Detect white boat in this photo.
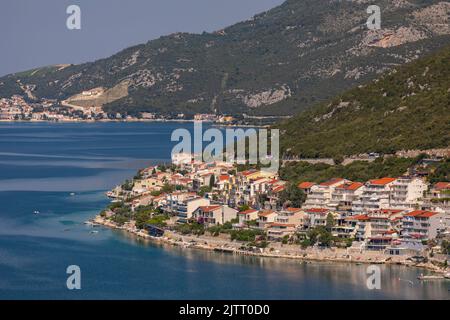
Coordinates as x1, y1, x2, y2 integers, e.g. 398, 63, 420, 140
33, 210, 40, 215
70, 192, 76, 196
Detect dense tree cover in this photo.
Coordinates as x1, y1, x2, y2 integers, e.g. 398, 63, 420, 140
175, 222, 205, 236
277, 45, 450, 157
230, 229, 264, 242
280, 157, 420, 183
277, 182, 306, 208
428, 158, 450, 183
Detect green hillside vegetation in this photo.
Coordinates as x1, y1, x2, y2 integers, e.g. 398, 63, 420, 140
280, 157, 421, 184
278, 45, 450, 158
1, 0, 449, 116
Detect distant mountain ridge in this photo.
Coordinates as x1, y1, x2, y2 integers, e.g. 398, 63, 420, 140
0, 0, 450, 117
277, 44, 450, 158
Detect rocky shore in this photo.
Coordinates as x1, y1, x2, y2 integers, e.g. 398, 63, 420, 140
92, 215, 448, 275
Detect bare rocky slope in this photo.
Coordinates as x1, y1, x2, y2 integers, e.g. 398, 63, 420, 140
1, 0, 449, 117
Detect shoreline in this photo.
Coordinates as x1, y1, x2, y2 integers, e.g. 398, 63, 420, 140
92, 215, 448, 275
0, 119, 270, 127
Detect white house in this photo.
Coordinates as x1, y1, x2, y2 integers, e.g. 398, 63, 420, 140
192, 205, 238, 226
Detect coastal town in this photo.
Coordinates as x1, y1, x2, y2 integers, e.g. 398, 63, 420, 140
93, 152, 450, 275
0, 94, 255, 124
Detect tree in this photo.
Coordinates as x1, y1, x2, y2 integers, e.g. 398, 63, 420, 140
209, 175, 215, 188
239, 204, 250, 212
326, 213, 335, 231
122, 179, 134, 191
278, 182, 306, 208
198, 186, 212, 196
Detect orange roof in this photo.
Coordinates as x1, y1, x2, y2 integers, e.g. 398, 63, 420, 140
434, 182, 450, 190
336, 182, 364, 190
369, 177, 396, 185
239, 209, 258, 215
241, 170, 257, 176
373, 209, 403, 216
304, 208, 329, 214
404, 210, 438, 218
198, 205, 221, 213
298, 182, 315, 189
258, 210, 276, 217
219, 175, 229, 181
320, 178, 344, 186
272, 185, 285, 193
347, 214, 370, 221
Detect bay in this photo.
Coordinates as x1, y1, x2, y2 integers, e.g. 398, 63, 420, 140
0, 122, 448, 299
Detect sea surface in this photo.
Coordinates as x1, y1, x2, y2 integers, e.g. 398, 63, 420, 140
0, 122, 448, 299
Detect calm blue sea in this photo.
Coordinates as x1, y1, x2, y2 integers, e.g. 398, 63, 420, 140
0, 122, 448, 300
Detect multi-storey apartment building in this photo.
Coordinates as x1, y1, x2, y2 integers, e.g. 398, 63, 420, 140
166, 194, 210, 223
402, 210, 445, 242
303, 178, 348, 209
389, 176, 427, 210
236, 209, 259, 227
329, 182, 364, 213
192, 205, 238, 226
352, 177, 397, 213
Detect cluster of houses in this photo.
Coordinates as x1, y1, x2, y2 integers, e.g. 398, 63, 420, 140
0, 95, 77, 121
109, 153, 450, 254
0, 95, 34, 120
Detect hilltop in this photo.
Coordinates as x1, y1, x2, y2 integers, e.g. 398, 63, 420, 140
277, 44, 450, 158
0, 0, 449, 117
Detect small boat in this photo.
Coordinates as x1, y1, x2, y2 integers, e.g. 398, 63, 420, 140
417, 274, 444, 281
90, 230, 99, 234
70, 192, 76, 196
33, 210, 40, 215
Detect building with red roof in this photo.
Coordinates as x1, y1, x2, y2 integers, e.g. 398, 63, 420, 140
402, 210, 445, 241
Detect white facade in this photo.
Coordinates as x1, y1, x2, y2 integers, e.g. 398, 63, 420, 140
352, 178, 396, 213
389, 177, 427, 210
303, 178, 348, 209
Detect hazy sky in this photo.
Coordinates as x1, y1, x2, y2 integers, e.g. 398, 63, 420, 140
0, 0, 284, 76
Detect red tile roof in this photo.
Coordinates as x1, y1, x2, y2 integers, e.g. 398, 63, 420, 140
258, 210, 276, 217
336, 182, 364, 190
286, 207, 302, 212
369, 177, 396, 185
272, 185, 285, 193
239, 209, 258, 215
304, 208, 330, 214
298, 182, 315, 189
404, 210, 438, 218
198, 205, 221, 213
241, 170, 257, 176
434, 182, 450, 190
347, 214, 370, 221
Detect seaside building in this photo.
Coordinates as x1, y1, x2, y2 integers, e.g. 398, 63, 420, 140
257, 210, 278, 229
297, 182, 316, 195
352, 177, 397, 213
164, 193, 210, 223
389, 176, 427, 210
329, 181, 365, 214
236, 209, 259, 227
401, 210, 446, 242
303, 178, 348, 209
192, 205, 238, 226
